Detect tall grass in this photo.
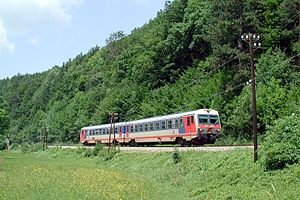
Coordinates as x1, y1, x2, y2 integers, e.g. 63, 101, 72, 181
1, 148, 299, 199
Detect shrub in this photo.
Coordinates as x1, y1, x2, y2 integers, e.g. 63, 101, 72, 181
259, 113, 300, 171
76, 144, 119, 160
172, 147, 182, 164
99, 146, 120, 161
92, 143, 104, 156
21, 142, 43, 153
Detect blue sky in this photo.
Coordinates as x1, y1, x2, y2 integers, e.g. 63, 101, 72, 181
0, 0, 166, 79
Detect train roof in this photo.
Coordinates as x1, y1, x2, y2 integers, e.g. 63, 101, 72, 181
82, 109, 219, 130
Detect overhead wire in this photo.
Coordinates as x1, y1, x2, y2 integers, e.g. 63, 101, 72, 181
193, 9, 300, 101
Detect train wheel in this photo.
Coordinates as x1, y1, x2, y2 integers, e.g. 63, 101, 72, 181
129, 139, 138, 146
180, 138, 187, 147
112, 140, 119, 145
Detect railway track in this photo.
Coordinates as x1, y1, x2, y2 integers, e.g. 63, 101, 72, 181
51, 145, 253, 152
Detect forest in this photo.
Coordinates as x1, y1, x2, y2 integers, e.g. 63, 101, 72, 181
0, 0, 299, 147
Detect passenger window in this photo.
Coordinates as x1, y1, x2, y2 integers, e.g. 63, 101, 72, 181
134, 125, 138, 132
155, 122, 160, 130
145, 123, 148, 131
150, 122, 154, 131
139, 124, 143, 132
179, 118, 183, 127
172, 119, 175, 129
174, 119, 179, 128
162, 121, 166, 129
191, 116, 194, 124
130, 125, 134, 133
168, 120, 172, 129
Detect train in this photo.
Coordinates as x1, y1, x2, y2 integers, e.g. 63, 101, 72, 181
80, 109, 221, 146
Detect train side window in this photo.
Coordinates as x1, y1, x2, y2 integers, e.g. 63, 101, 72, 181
162, 121, 166, 129
179, 118, 183, 127
175, 119, 179, 128
150, 122, 154, 131
172, 119, 176, 129
130, 125, 134, 133
134, 125, 138, 132
167, 119, 172, 129
155, 121, 160, 130
145, 123, 148, 131
139, 124, 143, 132
191, 116, 194, 124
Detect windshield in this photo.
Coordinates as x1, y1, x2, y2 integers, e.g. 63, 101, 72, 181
198, 115, 220, 125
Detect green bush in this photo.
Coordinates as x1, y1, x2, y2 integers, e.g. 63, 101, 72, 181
260, 113, 300, 171
76, 144, 119, 160
172, 147, 181, 164
99, 146, 120, 161
92, 143, 104, 156
21, 142, 43, 153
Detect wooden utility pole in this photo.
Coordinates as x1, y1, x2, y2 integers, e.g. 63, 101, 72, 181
241, 33, 261, 162
108, 112, 114, 152
43, 126, 48, 151
112, 112, 116, 147
5, 135, 10, 150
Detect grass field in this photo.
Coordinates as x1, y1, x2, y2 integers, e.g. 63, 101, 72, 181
0, 148, 300, 199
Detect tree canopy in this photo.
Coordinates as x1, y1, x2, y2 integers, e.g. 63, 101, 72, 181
0, 0, 299, 144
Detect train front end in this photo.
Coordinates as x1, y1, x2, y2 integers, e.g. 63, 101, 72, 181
193, 109, 221, 145
80, 128, 87, 144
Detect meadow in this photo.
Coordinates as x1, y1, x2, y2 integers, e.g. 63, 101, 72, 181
0, 147, 300, 200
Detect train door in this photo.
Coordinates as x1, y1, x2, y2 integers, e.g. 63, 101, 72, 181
184, 115, 196, 135
121, 125, 129, 143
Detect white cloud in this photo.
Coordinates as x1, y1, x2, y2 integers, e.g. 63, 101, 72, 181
0, 20, 14, 54
0, 0, 83, 53
0, 0, 73, 33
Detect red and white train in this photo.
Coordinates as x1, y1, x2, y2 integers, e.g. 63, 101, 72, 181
80, 109, 221, 146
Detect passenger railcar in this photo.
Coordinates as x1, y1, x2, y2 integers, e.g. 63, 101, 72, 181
80, 109, 221, 146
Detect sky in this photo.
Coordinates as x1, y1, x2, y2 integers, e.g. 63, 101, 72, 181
0, 0, 166, 79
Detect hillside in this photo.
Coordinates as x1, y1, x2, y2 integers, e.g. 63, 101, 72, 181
0, 0, 299, 145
